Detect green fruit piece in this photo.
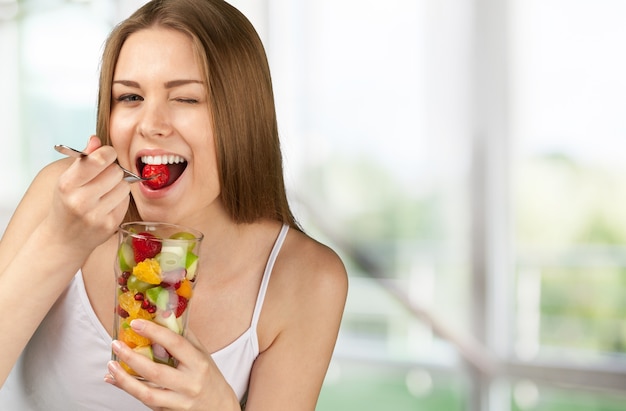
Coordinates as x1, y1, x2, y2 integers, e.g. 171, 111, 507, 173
156, 288, 170, 310
169, 231, 197, 251
146, 286, 164, 306
185, 252, 199, 281
118, 242, 136, 271
157, 249, 186, 272
154, 311, 182, 334
127, 275, 153, 293
133, 345, 154, 361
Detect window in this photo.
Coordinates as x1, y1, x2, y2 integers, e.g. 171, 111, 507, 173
3, 1, 626, 410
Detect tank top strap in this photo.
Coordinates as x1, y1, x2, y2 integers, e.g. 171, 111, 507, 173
250, 224, 289, 329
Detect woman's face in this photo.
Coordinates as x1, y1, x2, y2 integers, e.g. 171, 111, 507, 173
110, 27, 221, 224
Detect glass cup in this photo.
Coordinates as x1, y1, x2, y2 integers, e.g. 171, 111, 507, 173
113, 221, 204, 378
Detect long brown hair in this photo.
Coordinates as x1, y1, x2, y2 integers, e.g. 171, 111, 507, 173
96, 0, 299, 230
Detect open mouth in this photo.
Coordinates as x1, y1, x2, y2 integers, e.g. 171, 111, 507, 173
137, 154, 188, 190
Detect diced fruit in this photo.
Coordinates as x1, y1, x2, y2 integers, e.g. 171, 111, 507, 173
133, 259, 162, 284
126, 274, 153, 293
185, 252, 199, 281
146, 286, 165, 308
132, 232, 162, 263
160, 267, 186, 285
175, 279, 193, 299
119, 322, 151, 347
160, 244, 187, 257
175, 296, 188, 318
116, 306, 129, 318
169, 231, 197, 251
119, 361, 139, 377
154, 310, 182, 334
133, 345, 154, 361
158, 250, 186, 272
142, 164, 170, 190
152, 343, 174, 365
118, 291, 154, 320
157, 288, 171, 311
118, 242, 136, 271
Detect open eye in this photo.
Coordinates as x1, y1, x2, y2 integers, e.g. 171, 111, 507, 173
116, 94, 143, 103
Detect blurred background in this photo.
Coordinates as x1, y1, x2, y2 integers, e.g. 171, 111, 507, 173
1, 0, 626, 410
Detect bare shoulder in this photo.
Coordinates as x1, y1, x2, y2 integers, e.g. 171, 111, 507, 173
249, 226, 348, 406
259, 226, 348, 348
279, 227, 348, 302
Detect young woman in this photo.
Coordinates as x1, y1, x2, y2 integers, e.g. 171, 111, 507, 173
0, 0, 348, 409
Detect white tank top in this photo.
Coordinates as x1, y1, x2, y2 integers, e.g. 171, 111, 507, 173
0, 225, 289, 410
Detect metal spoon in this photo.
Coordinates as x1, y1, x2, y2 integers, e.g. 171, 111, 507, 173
54, 144, 154, 183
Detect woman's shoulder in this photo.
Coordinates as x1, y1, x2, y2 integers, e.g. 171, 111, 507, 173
271, 226, 348, 309
256, 223, 348, 354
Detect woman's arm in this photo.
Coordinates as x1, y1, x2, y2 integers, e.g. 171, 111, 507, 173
245, 238, 348, 410
0, 138, 130, 386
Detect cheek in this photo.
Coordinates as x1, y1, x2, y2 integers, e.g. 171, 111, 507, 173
108, 112, 134, 168
109, 111, 133, 147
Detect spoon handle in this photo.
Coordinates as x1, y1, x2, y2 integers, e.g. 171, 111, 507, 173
54, 144, 86, 158
54, 144, 145, 183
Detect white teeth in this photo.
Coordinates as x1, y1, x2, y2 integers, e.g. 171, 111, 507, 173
141, 155, 185, 165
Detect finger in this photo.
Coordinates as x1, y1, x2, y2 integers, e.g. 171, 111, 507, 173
59, 164, 127, 220
129, 319, 195, 361
105, 358, 181, 410
83, 135, 102, 155
110, 339, 179, 389
128, 320, 209, 389
62, 147, 119, 189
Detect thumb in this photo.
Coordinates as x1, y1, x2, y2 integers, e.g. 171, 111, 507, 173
83, 135, 103, 155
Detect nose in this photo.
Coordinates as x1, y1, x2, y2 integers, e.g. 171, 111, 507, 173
137, 100, 172, 138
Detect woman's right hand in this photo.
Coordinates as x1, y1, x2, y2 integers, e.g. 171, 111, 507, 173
0, 136, 131, 387
47, 135, 131, 254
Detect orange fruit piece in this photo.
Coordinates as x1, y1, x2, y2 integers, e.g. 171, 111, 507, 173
119, 360, 139, 376
119, 324, 151, 348
118, 291, 142, 317
133, 259, 162, 284
176, 279, 193, 299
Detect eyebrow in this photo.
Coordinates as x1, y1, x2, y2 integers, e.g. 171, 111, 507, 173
112, 79, 205, 88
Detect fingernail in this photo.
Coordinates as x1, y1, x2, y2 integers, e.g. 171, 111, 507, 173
111, 340, 123, 353
130, 319, 145, 331
107, 360, 121, 374
104, 372, 116, 384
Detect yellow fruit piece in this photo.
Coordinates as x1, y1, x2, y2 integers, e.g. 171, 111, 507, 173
119, 325, 152, 348
118, 292, 142, 316
119, 360, 140, 377
176, 279, 193, 299
118, 291, 154, 320
133, 259, 161, 284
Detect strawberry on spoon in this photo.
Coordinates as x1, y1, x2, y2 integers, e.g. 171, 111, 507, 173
142, 165, 170, 190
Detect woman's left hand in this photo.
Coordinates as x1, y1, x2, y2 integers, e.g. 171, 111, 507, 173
105, 319, 240, 411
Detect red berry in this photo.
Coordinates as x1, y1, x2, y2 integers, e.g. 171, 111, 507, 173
175, 296, 188, 318
116, 306, 129, 318
141, 299, 151, 309
132, 232, 162, 262
142, 164, 170, 190
134, 293, 144, 301
147, 305, 157, 314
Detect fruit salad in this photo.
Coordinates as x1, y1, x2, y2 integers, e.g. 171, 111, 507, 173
113, 223, 202, 377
